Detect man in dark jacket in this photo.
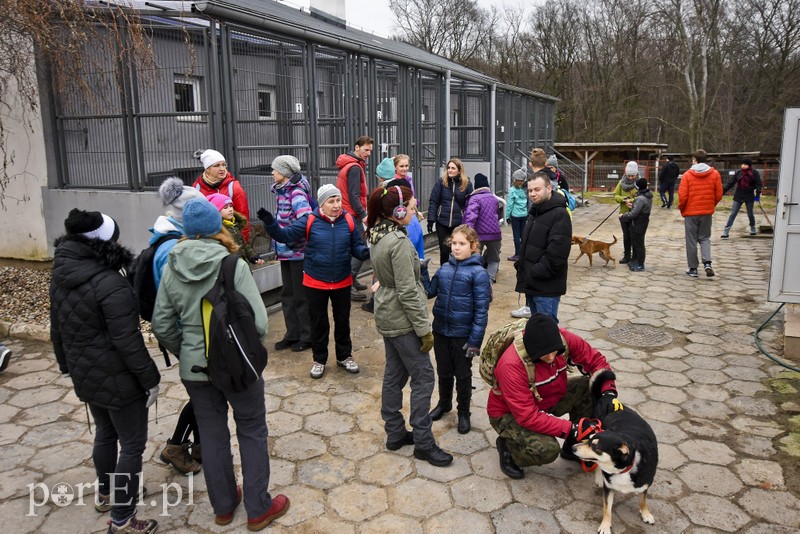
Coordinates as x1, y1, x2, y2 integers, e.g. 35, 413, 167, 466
514, 172, 572, 321
50, 209, 160, 533
658, 155, 680, 208
721, 158, 763, 237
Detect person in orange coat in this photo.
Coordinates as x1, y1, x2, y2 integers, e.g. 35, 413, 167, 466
678, 149, 723, 278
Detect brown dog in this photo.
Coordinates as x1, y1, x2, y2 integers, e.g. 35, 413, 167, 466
572, 235, 617, 267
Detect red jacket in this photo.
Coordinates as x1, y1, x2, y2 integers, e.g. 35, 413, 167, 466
336, 153, 367, 220
192, 171, 251, 241
678, 165, 723, 217
487, 328, 615, 438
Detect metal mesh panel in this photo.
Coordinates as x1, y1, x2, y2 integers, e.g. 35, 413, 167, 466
376, 61, 400, 155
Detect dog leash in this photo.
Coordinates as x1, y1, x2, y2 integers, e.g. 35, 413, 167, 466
587, 206, 620, 236
576, 417, 603, 473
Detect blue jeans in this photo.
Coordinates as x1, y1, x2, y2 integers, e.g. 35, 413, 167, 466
725, 200, 755, 228
525, 295, 561, 322
510, 216, 527, 257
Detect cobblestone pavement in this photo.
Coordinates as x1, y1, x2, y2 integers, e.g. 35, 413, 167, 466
1, 201, 799, 533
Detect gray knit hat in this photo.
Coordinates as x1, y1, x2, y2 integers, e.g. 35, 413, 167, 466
318, 183, 341, 205
512, 169, 528, 182
158, 177, 205, 222
271, 155, 301, 178
546, 155, 558, 168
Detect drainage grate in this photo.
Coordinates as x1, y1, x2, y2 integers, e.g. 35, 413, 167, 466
607, 324, 673, 347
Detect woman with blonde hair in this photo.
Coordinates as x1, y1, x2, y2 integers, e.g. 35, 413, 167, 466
427, 157, 473, 266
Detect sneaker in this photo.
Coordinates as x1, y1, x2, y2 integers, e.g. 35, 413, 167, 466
750, 226, 757, 235
361, 299, 374, 313
686, 268, 698, 277
215, 486, 242, 526
507, 255, 519, 262
510, 306, 531, 318
628, 262, 639, 271
337, 357, 359, 374
106, 513, 157, 534
0, 344, 10, 372
159, 441, 201, 475
291, 341, 311, 352
704, 264, 715, 277
413, 445, 454, 467
386, 430, 414, 451
97, 487, 148, 513
619, 257, 631, 264
350, 287, 368, 301
274, 338, 298, 351
632, 263, 645, 272
310, 362, 325, 379
247, 494, 290, 531
352, 279, 368, 291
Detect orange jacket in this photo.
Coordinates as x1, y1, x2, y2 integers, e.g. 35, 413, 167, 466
192, 171, 251, 241
678, 165, 722, 216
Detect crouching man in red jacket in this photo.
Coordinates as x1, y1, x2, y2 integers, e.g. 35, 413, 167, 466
488, 313, 617, 479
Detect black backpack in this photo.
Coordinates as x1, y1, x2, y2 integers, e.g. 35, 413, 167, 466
200, 254, 268, 392
130, 234, 179, 322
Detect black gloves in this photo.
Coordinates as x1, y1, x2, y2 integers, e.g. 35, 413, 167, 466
462, 343, 479, 359
593, 390, 624, 419
427, 221, 435, 233
570, 417, 602, 441
257, 208, 274, 225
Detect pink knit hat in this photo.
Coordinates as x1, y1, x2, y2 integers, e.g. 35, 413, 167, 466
207, 193, 232, 211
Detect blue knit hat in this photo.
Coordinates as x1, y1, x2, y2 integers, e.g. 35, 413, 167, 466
182, 198, 221, 238
376, 157, 395, 180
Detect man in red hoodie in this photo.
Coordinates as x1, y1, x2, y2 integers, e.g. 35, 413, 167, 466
678, 149, 723, 277
336, 135, 373, 301
488, 313, 616, 479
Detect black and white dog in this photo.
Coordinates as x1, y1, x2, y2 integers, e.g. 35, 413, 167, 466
573, 370, 658, 534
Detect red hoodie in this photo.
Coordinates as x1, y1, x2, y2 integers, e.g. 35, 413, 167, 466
192, 171, 251, 241
335, 153, 367, 219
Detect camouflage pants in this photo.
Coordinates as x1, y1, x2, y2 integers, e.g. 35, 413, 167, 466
490, 376, 592, 467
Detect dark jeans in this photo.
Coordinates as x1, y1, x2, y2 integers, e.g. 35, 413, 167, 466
435, 223, 455, 266
726, 200, 756, 228
658, 181, 675, 207
630, 215, 650, 264
183, 377, 273, 519
510, 216, 526, 257
89, 399, 148, 522
432, 334, 472, 412
306, 285, 352, 364
170, 401, 199, 444
280, 260, 310, 343
620, 218, 632, 259
350, 219, 366, 278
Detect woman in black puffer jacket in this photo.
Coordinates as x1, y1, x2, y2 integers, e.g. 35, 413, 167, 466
50, 208, 160, 532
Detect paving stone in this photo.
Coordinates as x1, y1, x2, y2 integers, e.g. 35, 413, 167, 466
0, 421, 26, 446
5, 495, 49, 533
684, 354, 727, 370
330, 391, 375, 414
678, 439, 736, 465
648, 357, 689, 372
28, 442, 90, 475
357, 453, 412, 487
646, 369, 691, 387
724, 365, 768, 381
683, 397, 733, 419
360, 513, 424, 534
267, 457, 295, 488
736, 434, 777, 458
727, 396, 778, 417
329, 482, 388, 521
647, 469, 686, 500
679, 417, 729, 438
304, 411, 355, 436
272, 431, 327, 461
724, 379, 769, 396
7, 385, 65, 408
647, 420, 688, 445
635, 400, 682, 423
438, 428, 489, 455
744, 525, 800, 534
263, 483, 325, 527
388, 478, 449, 518
415, 455, 472, 483
491, 502, 560, 533
731, 416, 785, 438
677, 463, 743, 496
610, 359, 652, 374
685, 368, 730, 385
687, 383, 731, 402
722, 354, 768, 369
554, 500, 606, 533
297, 454, 355, 489
282, 392, 329, 415
451, 474, 512, 513
19, 421, 86, 447
677, 494, 750, 531
514, 471, 579, 510
734, 459, 786, 490
267, 411, 303, 437
685, 343, 725, 357
657, 443, 688, 471
738, 489, 800, 527
2, 371, 56, 390
614, 370, 652, 388
330, 431, 382, 460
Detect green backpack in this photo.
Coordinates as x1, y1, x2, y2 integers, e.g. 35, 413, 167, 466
479, 319, 570, 402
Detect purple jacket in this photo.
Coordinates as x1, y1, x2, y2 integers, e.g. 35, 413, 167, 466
463, 188, 502, 242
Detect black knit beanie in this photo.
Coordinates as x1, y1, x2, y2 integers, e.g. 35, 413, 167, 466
635, 178, 648, 191
64, 208, 120, 242
522, 313, 565, 361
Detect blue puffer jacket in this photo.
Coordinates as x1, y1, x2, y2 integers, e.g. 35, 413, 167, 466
263, 210, 369, 285
427, 253, 491, 347
428, 177, 473, 228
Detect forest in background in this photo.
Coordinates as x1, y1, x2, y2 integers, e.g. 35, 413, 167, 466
390, 0, 800, 154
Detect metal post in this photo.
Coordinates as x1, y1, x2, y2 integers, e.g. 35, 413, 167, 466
444, 69, 451, 164
489, 83, 497, 190
306, 42, 320, 189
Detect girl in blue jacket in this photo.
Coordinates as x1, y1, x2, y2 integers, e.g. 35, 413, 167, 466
425, 224, 492, 434
258, 184, 370, 380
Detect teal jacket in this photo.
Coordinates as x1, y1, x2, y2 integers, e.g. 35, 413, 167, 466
152, 238, 268, 382
506, 185, 529, 218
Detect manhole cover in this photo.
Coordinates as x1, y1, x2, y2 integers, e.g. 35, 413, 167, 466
607, 324, 673, 347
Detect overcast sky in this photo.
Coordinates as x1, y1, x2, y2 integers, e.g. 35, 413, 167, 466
280, 0, 530, 38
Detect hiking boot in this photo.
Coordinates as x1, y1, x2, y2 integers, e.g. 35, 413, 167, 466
457, 411, 471, 434
721, 226, 730, 238
291, 341, 311, 352
413, 445, 453, 467
274, 338, 298, 351
386, 430, 414, 451
337, 357, 359, 374
106, 513, 157, 533
704, 263, 715, 277
350, 287, 367, 301
496, 437, 524, 479
247, 494, 290, 531
361, 298, 374, 313
686, 268, 698, 277
215, 486, 242, 526
190, 443, 202, 463
619, 256, 631, 264
429, 401, 452, 421
352, 279, 368, 291
310, 362, 325, 379
97, 487, 148, 513
750, 226, 757, 235
0, 344, 10, 372
510, 306, 531, 318
160, 441, 201, 475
